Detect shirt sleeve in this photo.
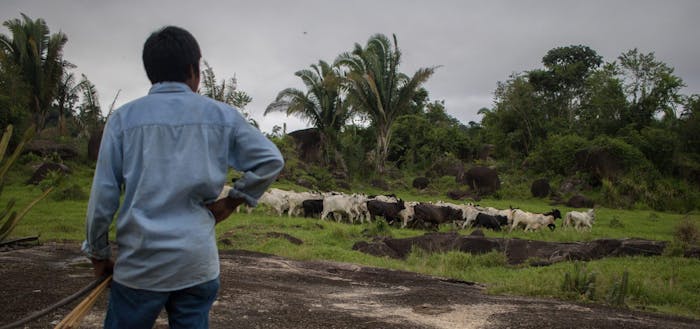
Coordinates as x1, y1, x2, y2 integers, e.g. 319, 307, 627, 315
81, 116, 124, 260
226, 112, 285, 206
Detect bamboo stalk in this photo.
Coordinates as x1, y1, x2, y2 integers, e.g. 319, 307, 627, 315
54, 275, 112, 329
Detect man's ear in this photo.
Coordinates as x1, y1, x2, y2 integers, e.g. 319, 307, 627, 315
186, 64, 200, 92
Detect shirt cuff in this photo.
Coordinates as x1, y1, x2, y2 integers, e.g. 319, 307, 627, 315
227, 188, 258, 207
81, 240, 111, 260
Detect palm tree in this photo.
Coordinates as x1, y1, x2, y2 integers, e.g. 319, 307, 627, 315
265, 60, 348, 167
54, 65, 80, 136
76, 74, 103, 138
199, 61, 257, 127
335, 34, 436, 173
0, 13, 68, 131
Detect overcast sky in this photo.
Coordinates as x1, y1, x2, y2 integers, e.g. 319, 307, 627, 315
2, 0, 699, 133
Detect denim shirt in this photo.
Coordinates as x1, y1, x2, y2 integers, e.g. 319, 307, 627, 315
81, 82, 284, 291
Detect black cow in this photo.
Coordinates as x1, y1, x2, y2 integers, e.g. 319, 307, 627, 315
413, 203, 463, 228
542, 209, 562, 231
473, 213, 508, 231
302, 199, 324, 218
366, 199, 405, 224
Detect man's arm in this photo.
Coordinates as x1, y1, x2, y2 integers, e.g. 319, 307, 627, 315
81, 117, 123, 276
224, 111, 284, 208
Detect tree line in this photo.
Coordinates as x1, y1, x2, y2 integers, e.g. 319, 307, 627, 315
0, 14, 253, 143
2, 14, 699, 211
265, 36, 699, 211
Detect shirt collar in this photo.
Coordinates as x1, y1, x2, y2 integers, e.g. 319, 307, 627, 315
148, 82, 194, 95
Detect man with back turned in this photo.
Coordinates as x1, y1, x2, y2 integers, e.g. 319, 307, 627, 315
82, 25, 284, 329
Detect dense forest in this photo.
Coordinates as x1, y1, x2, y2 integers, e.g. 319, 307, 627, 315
2, 14, 699, 212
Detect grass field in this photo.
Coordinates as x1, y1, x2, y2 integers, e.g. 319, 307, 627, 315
4, 171, 700, 319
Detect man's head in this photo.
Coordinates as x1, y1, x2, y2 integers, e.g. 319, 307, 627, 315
142, 26, 201, 90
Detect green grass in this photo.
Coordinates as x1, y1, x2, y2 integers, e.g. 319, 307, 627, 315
4, 166, 700, 319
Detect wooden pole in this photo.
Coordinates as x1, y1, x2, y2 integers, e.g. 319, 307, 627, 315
54, 275, 112, 329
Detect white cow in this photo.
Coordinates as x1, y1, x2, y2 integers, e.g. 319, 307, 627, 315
509, 209, 558, 232
564, 209, 595, 231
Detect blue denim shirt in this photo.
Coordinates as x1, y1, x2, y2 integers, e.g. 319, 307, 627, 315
81, 82, 284, 291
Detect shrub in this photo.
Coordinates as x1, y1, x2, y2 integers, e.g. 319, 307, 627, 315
608, 216, 624, 228
52, 183, 88, 201
663, 218, 699, 257
561, 262, 597, 300
674, 217, 699, 246
0, 125, 53, 242
606, 270, 630, 307
362, 219, 392, 238
526, 134, 589, 175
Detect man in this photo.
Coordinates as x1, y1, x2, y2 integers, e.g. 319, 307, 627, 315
82, 26, 284, 329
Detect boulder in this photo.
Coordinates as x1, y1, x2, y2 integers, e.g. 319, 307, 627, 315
531, 179, 551, 198
566, 194, 595, 208
27, 162, 71, 185
412, 177, 430, 190
459, 166, 500, 196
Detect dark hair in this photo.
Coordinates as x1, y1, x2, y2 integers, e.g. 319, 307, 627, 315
142, 26, 201, 84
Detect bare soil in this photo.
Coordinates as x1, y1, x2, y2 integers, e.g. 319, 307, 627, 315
1, 242, 698, 329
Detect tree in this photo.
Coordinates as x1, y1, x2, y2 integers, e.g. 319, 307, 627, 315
679, 95, 700, 154
528, 45, 602, 129
199, 61, 256, 127
53, 65, 81, 136
389, 100, 472, 170
265, 60, 348, 167
335, 34, 436, 173
618, 48, 685, 128
0, 13, 68, 131
0, 45, 29, 131
578, 63, 628, 137
481, 74, 545, 158
75, 74, 104, 138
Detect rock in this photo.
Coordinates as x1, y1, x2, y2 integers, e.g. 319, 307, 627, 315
459, 166, 500, 196
370, 179, 390, 191
412, 177, 429, 190
24, 140, 79, 160
531, 179, 551, 198
566, 194, 595, 208
26, 162, 71, 185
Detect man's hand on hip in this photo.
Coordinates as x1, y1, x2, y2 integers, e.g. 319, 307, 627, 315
207, 197, 246, 224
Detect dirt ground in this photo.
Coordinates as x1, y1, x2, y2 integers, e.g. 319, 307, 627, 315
1, 242, 698, 329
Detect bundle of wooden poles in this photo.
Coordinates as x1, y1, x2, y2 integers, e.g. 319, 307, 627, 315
53, 275, 112, 329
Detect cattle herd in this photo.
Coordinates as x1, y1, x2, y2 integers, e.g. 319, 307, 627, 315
220, 187, 596, 231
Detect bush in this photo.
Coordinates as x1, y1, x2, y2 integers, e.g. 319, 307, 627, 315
608, 216, 624, 228
663, 218, 699, 257
52, 183, 88, 201
606, 270, 630, 307
526, 134, 589, 175
674, 217, 699, 246
362, 219, 392, 238
561, 262, 597, 300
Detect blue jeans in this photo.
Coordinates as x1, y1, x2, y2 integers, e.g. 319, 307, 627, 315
104, 277, 220, 329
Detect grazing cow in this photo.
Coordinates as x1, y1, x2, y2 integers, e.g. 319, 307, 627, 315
433, 201, 480, 228
472, 213, 508, 231
302, 199, 324, 218
413, 203, 463, 228
257, 191, 289, 216
509, 208, 561, 232
476, 206, 514, 224
564, 209, 595, 230
366, 199, 405, 224
368, 194, 399, 203
285, 191, 321, 217
399, 201, 419, 228
321, 194, 366, 223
